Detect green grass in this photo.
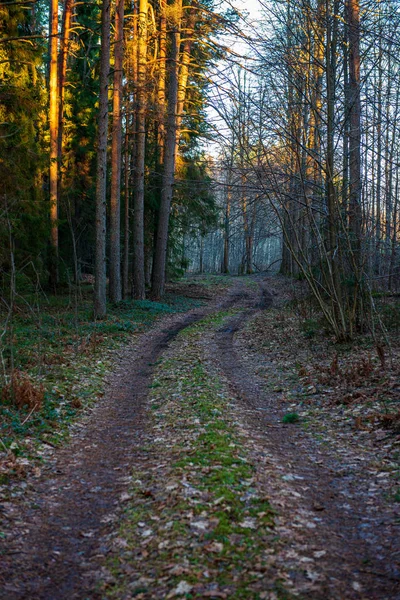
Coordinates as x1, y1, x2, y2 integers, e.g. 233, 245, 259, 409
282, 412, 300, 424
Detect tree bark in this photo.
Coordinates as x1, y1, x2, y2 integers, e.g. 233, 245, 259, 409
49, 0, 59, 289
223, 182, 231, 274
94, 0, 111, 318
174, 1, 196, 161
157, 0, 167, 164
348, 0, 362, 259
123, 128, 130, 299
133, 0, 147, 300
57, 0, 73, 167
109, 0, 124, 303
151, 0, 182, 299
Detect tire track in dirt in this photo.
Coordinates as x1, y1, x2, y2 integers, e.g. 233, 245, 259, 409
0, 285, 247, 600
215, 280, 400, 599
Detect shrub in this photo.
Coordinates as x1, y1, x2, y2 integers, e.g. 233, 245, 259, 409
1, 371, 44, 411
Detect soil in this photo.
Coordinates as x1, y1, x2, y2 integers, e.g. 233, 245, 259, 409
0, 276, 399, 599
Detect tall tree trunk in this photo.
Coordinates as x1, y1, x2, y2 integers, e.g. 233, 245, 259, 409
49, 0, 59, 289
151, 0, 167, 281
127, 2, 138, 294
384, 45, 393, 284
133, 0, 147, 300
199, 234, 204, 274
223, 182, 231, 274
385, 66, 398, 289
109, 0, 124, 303
375, 10, 383, 274
326, 0, 345, 334
347, 0, 362, 263
157, 0, 167, 164
94, 0, 111, 318
151, 0, 182, 299
342, 11, 349, 223
389, 159, 399, 291
174, 1, 196, 161
123, 128, 130, 299
57, 0, 73, 167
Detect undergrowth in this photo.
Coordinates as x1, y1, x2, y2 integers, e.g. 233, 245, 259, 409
0, 284, 202, 478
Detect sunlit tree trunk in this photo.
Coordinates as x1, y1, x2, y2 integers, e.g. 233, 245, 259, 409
151, 0, 182, 299
133, 0, 147, 300
123, 128, 130, 299
57, 0, 73, 168
94, 0, 111, 318
127, 2, 138, 295
174, 1, 196, 161
157, 0, 167, 164
109, 0, 124, 303
151, 0, 167, 281
49, 0, 59, 289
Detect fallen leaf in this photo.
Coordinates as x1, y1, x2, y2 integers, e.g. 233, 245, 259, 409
239, 518, 257, 529
167, 580, 193, 597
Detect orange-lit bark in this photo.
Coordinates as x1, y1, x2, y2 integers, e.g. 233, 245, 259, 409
109, 0, 124, 303
174, 1, 196, 161
49, 0, 59, 288
157, 0, 167, 163
133, 0, 147, 299
58, 0, 73, 166
123, 128, 130, 299
151, 0, 182, 299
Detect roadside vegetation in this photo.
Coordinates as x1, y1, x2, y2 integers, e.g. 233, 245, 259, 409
237, 278, 400, 506
0, 281, 204, 482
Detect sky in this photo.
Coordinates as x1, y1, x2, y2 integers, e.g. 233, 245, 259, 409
203, 0, 265, 157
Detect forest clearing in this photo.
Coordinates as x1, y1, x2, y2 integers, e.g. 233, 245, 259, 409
1, 0, 400, 597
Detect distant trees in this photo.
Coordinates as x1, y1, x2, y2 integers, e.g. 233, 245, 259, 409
203, 0, 400, 339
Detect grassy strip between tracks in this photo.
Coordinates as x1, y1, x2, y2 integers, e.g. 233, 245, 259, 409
104, 312, 292, 600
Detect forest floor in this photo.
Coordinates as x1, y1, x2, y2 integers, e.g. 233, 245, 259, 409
0, 275, 399, 600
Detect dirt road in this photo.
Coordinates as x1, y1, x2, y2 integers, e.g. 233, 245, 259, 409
1, 277, 398, 599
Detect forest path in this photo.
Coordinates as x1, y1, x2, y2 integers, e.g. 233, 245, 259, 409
213, 279, 399, 599
0, 280, 259, 599
0, 277, 398, 599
